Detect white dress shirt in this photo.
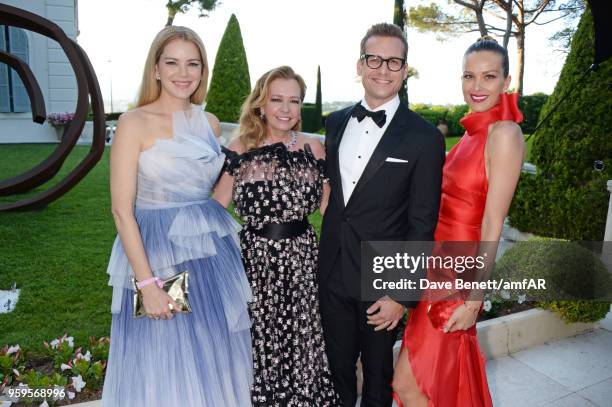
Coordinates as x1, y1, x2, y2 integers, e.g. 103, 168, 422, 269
338, 95, 400, 205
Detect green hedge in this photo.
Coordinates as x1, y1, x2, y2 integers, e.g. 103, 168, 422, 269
411, 94, 547, 138
302, 103, 323, 133
205, 14, 251, 123
518, 92, 549, 134
494, 238, 611, 323
410, 103, 469, 137
85, 112, 120, 122
508, 8, 612, 240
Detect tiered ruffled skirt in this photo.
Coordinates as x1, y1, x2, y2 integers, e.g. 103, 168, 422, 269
102, 199, 253, 407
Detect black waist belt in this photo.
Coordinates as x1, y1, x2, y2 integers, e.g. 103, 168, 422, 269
246, 218, 309, 240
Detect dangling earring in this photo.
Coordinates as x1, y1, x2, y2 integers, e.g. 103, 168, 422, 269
156, 74, 161, 81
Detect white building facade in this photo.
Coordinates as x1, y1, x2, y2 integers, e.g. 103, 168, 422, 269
0, 0, 78, 143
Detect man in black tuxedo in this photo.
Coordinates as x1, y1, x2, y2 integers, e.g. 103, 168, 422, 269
319, 23, 445, 407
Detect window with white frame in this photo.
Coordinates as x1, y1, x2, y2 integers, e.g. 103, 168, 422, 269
0, 25, 30, 113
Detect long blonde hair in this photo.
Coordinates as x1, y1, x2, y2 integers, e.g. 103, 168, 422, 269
136, 26, 209, 107
238, 66, 306, 151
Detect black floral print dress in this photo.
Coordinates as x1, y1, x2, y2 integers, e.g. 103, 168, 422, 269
224, 141, 340, 406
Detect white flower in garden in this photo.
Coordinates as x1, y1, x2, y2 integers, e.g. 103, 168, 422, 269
61, 363, 72, 371
483, 300, 492, 312
518, 294, 526, 304
66, 336, 74, 347
77, 350, 91, 362
50, 339, 60, 349
71, 375, 86, 392
67, 391, 75, 400
6, 344, 20, 354
13, 368, 20, 376
39, 400, 49, 407
500, 290, 510, 300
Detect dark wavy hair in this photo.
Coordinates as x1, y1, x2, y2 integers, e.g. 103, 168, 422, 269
464, 36, 510, 78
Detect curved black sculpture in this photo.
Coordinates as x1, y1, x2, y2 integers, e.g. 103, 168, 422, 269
0, 50, 45, 124
0, 3, 105, 211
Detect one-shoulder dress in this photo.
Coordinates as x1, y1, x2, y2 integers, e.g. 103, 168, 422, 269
396, 93, 523, 407
102, 105, 253, 407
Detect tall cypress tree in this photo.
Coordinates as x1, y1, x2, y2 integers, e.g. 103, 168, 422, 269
205, 14, 250, 122
393, 0, 409, 106
508, 7, 612, 240
315, 65, 322, 126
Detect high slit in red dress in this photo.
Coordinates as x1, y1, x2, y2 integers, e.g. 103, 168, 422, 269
395, 93, 523, 407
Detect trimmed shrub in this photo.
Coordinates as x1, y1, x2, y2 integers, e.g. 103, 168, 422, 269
409, 93, 546, 139
302, 103, 322, 133
106, 112, 121, 121
445, 104, 469, 137
508, 8, 612, 240
411, 103, 468, 137
494, 238, 611, 323
518, 92, 549, 134
315, 66, 322, 121
205, 14, 251, 123
542, 301, 611, 323
86, 112, 120, 122
300, 67, 324, 133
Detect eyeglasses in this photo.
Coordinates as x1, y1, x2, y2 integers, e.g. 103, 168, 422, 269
360, 54, 406, 72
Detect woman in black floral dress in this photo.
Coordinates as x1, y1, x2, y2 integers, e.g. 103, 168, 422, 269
214, 66, 339, 406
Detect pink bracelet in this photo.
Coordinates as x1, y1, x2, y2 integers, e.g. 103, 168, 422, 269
136, 277, 163, 289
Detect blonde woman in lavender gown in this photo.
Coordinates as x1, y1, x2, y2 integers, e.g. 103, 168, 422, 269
102, 26, 252, 407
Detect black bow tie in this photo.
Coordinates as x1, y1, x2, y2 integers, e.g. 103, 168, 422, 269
351, 103, 387, 128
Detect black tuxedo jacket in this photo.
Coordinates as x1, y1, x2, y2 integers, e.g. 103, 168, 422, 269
319, 102, 445, 307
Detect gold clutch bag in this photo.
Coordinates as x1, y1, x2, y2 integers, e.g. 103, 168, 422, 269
132, 271, 192, 318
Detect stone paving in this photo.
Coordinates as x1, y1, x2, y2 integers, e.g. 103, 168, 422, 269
370, 308, 612, 407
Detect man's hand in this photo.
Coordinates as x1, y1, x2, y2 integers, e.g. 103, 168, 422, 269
366, 296, 406, 331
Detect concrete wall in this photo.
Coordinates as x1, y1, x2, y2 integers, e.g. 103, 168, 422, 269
0, 0, 78, 143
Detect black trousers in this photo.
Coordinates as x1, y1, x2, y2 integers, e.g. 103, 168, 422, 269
319, 255, 397, 407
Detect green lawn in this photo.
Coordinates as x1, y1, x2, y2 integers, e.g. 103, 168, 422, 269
0, 145, 115, 353
445, 136, 461, 150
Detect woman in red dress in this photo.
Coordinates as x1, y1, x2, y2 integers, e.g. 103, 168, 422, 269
392, 37, 525, 407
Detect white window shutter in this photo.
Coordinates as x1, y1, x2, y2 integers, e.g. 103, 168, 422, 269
0, 26, 10, 113
8, 27, 30, 113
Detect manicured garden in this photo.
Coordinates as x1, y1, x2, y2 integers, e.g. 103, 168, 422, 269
0, 145, 114, 353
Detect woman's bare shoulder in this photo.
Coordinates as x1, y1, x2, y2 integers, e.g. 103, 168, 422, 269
227, 137, 246, 154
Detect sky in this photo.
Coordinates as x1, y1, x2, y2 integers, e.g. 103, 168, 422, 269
77, 0, 576, 111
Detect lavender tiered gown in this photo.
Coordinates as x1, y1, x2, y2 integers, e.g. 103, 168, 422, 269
102, 105, 253, 407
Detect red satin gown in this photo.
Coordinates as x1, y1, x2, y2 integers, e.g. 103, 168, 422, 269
396, 93, 523, 407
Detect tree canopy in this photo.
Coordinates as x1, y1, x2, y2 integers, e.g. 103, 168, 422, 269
165, 0, 219, 26
408, 0, 584, 94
